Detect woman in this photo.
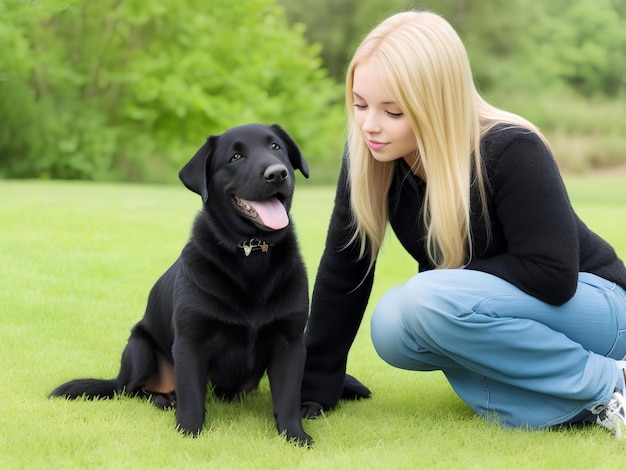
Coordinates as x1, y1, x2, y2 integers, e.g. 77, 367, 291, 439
300, 10, 626, 437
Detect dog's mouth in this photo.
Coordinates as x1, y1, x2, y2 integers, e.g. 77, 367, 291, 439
233, 195, 289, 231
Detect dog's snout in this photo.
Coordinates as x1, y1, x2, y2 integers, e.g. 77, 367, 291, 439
264, 164, 288, 183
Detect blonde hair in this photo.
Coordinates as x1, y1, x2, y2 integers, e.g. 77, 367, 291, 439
346, 10, 547, 270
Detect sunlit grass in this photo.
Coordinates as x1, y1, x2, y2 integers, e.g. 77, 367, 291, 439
1, 178, 625, 469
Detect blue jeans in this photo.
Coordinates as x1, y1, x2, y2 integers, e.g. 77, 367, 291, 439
370, 270, 626, 429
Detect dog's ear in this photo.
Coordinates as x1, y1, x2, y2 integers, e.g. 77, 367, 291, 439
178, 136, 218, 202
270, 124, 309, 179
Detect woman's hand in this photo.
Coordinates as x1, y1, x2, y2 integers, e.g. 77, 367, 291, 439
301, 374, 372, 418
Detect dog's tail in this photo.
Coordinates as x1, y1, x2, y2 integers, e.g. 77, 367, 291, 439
50, 378, 120, 400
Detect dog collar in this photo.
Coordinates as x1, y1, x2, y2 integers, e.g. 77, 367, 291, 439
237, 238, 273, 256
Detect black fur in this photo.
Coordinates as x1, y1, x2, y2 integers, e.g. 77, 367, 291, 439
51, 123, 312, 446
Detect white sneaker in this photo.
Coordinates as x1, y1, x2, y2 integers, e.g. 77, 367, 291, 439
595, 391, 626, 439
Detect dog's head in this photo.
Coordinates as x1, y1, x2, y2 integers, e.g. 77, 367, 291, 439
179, 123, 309, 239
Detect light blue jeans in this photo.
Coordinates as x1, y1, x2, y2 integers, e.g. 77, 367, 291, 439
370, 270, 626, 429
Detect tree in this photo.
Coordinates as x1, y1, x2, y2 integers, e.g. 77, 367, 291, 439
280, 0, 417, 81
280, 0, 626, 99
526, 0, 626, 97
0, 0, 344, 182
0, 0, 44, 178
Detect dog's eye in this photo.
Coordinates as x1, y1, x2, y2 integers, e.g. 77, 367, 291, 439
270, 143, 281, 150
230, 153, 242, 162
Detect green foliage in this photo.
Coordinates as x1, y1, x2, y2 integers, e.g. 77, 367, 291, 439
281, 0, 626, 99
0, 1, 37, 177
280, 0, 626, 173
280, 0, 417, 80
2, 0, 625, 182
0, 0, 344, 182
528, 1, 626, 97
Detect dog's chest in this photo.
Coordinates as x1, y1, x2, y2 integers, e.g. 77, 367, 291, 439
207, 323, 272, 370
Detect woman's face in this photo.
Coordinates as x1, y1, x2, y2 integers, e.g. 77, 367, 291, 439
352, 62, 417, 164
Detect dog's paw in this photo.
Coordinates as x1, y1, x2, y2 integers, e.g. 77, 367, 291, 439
282, 426, 313, 447
152, 392, 177, 409
175, 412, 204, 438
277, 417, 313, 446
341, 374, 372, 400
301, 400, 324, 419
176, 423, 202, 438
141, 389, 177, 409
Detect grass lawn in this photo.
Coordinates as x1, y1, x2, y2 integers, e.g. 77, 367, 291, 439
1, 177, 626, 469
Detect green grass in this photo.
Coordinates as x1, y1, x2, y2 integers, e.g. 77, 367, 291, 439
1, 178, 626, 469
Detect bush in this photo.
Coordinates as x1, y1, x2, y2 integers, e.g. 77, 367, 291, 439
0, 0, 345, 183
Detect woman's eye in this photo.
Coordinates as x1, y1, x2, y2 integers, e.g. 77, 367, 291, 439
354, 103, 367, 110
270, 143, 280, 150
230, 153, 242, 162
386, 111, 403, 118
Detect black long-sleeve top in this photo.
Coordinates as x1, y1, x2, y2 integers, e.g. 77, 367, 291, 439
302, 125, 626, 410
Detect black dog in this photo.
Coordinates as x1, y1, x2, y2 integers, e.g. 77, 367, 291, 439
51, 123, 312, 446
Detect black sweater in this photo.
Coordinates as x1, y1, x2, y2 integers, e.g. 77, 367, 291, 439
302, 125, 626, 409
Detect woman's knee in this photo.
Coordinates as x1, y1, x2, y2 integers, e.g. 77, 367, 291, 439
370, 285, 408, 366
370, 272, 463, 363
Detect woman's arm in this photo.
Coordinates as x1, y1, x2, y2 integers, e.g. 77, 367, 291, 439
301, 149, 375, 413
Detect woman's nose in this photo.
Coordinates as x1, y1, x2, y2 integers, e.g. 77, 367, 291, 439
361, 112, 381, 134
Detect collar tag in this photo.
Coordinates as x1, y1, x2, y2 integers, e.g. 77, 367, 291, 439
237, 238, 273, 256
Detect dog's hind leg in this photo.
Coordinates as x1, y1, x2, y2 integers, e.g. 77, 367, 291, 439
51, 325, 176, 410
116, 326, 169, 400
48, 327, 158, 400
141, 353, 177, 409
50, 326, 164, 404
50, 332, 147, 400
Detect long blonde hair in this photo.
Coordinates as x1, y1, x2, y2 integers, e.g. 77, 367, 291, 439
346, 10, 547, 270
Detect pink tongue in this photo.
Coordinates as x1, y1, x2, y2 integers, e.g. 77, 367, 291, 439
249, 198, 289, 230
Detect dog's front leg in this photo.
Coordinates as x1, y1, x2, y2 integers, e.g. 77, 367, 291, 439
172, 338, 209, 436
267, 338, 312, 446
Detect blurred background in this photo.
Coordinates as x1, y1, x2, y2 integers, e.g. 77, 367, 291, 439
1, 0, 624, 184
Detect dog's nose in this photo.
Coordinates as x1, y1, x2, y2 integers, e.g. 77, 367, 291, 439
264, 164, 288, 183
